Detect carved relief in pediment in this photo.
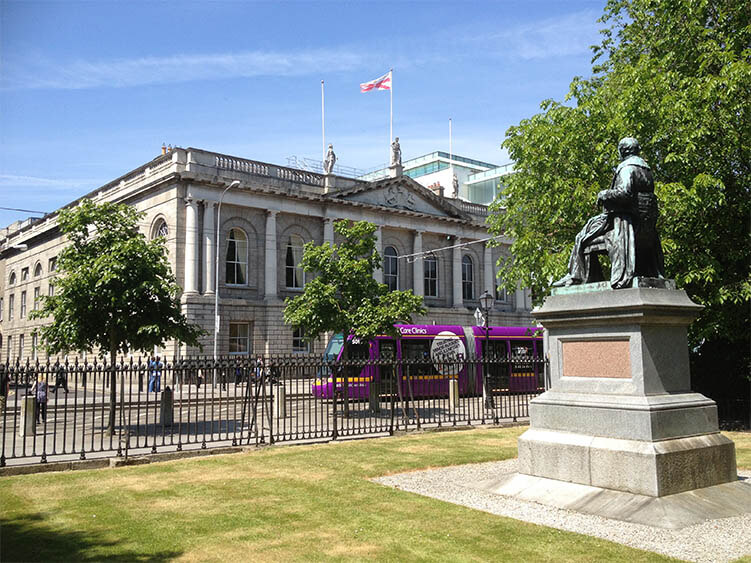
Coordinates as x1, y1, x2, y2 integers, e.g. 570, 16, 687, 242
384, 186, 416, 210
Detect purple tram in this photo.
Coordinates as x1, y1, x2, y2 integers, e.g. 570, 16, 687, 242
312, 324, 543, 400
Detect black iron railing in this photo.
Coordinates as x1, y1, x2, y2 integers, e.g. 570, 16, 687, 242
0, 354, 547, 466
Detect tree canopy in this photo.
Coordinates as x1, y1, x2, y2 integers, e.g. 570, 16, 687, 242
31, 199, 203, 432
487, 0, 750, 348
283, 220, 426, 343
32, 199, 203, 357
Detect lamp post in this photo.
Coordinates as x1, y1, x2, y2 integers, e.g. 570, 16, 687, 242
213, 180, 242, 373
479, 290, 494, 410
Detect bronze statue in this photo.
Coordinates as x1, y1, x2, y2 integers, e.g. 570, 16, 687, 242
552, 137, 664, 289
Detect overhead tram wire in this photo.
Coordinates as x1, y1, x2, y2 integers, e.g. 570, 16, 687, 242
0, 206, 48, 215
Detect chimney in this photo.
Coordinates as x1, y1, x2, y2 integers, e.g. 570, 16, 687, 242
161, 143, 167, 155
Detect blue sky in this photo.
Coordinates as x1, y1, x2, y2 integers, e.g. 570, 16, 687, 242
0, 0, 606, 227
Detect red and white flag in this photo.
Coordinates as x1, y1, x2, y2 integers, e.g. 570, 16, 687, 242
360, 71, 392, 93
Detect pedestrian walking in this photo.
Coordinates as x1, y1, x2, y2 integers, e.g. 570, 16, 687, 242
30, 374, 48, 424
148, 356, 163, 393
0, 365, 8, 415
53, 365, 69, 394
234, 358, 245, 386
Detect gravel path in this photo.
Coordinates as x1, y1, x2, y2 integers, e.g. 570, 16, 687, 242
373, 460, 751, 562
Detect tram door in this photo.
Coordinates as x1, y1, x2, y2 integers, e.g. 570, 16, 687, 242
376, 340, 397, 393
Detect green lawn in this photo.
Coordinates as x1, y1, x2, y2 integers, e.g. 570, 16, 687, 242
2, 427, 747, 562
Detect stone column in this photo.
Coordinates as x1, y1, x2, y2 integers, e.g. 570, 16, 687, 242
413, 231, 424, 297
183, 197, 199, 294
203, 201, 216, 294
452, 238, 463, 307
323, 217, 334, 246
264, 210, 278, 299
374, 225, 383, 285
484, 242, 494, 297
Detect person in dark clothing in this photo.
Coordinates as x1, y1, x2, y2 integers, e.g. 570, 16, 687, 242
0, 365, 9, 414
53, 366, 69, 394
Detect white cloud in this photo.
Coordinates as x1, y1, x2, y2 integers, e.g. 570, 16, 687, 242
469, 10, 601, 60
3, 48, 366, 91
0, 174, 100, 189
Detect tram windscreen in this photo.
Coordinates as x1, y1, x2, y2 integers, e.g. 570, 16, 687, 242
324, 334, 344, 361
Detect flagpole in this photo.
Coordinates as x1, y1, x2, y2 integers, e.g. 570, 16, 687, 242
321, 80, 325, 166
389, 69, 393, 162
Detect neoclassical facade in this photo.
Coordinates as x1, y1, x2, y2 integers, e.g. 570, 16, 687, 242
0, 147, 533, 360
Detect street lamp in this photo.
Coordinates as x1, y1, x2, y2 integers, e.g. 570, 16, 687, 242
213, 180, 242, 367
479, 290, 494, 410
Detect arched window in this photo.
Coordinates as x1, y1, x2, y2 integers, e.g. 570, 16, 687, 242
225, 228, 248, 285
462, 255, 474, 300
151, 218, 169, 239
34, 263, 43, 277
384, 246, 398, 291
424, 255, 438, 297
9, 272, 16, 286
285, 235, 305, 289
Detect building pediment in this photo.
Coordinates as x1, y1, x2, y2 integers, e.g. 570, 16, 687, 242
332, 176, 470, 220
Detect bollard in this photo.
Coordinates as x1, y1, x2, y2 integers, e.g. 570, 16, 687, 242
368, 380, 381, 413
160, 386, 173, 426
273, 384, 286, 418
449, 379, 459, 413
19, 395, 36, 437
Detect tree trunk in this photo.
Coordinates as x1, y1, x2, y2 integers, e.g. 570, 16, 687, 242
106, 346, 117, 435
341, 341, 350, 418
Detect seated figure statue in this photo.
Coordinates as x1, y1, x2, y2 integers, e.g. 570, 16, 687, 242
552, 137, 665, 289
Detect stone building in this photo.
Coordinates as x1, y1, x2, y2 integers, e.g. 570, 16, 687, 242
0, 146, 533, 360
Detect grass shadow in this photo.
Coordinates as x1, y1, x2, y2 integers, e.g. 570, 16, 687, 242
1, 513, 182, 562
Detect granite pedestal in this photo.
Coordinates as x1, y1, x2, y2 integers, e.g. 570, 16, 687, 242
514, 279, 739, 501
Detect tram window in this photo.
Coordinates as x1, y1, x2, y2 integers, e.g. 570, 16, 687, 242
402, 340, 432, 376
348, 340, 369, 360
511, 340, 535, 375
511, 341, 534, 357
379, 341, 396, 359
481, 339, 509, 359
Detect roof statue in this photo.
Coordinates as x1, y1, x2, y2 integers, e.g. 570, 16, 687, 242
390, 137, 402, 167
323, 144, 336, 174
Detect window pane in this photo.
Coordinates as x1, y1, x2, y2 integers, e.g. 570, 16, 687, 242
225, 229, 248, 286
424, 256, 437, 297
384, 246, 398, 291
462, 255, 474, 300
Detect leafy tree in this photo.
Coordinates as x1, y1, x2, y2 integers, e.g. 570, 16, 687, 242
283, 220, 426, 412
488, 0, 750, 353
31, 199, 203, 433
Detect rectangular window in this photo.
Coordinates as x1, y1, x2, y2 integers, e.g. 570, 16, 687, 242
18, 334, 24, 359
21, 267, 29, 282
424, 256, 438, 297
228, 323, 250, 355
33, 287, 40, 310
0, 297, 3, 322
7, 336, 11, 361
20, 291, 26, 318
49, 284, 55, 297
49, 257, 57, 272
292, 328, 310, 353
9, 294, 14, 320
32, 333, 38, 360
496, 287, 507, 302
